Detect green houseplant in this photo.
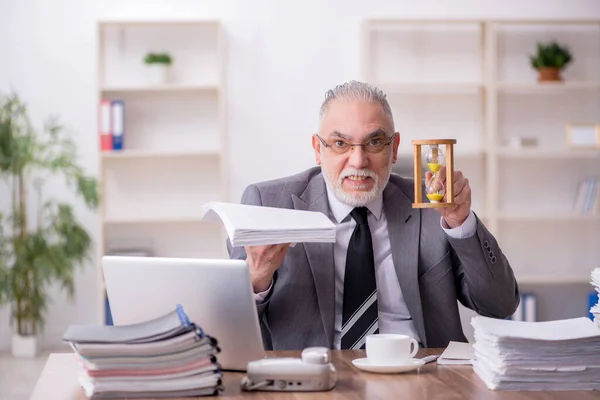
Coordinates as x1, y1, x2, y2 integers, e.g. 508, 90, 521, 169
143, 52, 173, 66
143, 52, 174, 84
0, 91, 99, 358
529, 41, 573, 82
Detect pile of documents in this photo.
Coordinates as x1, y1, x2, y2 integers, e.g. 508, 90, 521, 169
591, 268, 600, 328
63, 305, 223, 399
200, 201, 336, 246
471, 315, 600, 391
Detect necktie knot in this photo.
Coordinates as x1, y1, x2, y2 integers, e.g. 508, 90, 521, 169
350, 207, 369, 225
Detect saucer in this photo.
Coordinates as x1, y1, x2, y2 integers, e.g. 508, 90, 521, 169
351, 357, 425, 374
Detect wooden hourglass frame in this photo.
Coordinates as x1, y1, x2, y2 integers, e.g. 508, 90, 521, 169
412, 139, 456, 208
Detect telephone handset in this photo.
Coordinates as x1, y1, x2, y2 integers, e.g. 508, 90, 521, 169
240, 347, 337, 392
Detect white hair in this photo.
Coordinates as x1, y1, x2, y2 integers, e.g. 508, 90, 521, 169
318, 80, 394, 130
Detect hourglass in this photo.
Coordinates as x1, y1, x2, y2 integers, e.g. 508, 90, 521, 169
411, 139, 456, 208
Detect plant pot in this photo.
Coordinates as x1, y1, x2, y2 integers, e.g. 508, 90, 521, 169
537, 67, 562, 82
12, 334, 39, 358
146, 64, 170, 85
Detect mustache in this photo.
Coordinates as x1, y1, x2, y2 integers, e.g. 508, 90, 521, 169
340, 169, 377, 180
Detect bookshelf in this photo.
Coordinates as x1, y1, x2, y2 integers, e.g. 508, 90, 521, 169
361, 19, 600, 324
97, 20, 228, 324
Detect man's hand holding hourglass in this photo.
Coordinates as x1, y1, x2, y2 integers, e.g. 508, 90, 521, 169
425, 166, 472, 229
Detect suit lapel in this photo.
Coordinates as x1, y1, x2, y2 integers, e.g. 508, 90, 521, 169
383, 183, 427, 346
291, 174, 335, 348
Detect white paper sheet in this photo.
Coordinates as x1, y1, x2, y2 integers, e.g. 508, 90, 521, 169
437, 341, 474, 365
471, 274, 600, 392
200, 201, 336, 246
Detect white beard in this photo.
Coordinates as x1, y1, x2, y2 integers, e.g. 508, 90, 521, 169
323, 166, 391, 207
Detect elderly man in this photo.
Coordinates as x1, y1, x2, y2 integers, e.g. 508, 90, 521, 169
228, 80, 519, 351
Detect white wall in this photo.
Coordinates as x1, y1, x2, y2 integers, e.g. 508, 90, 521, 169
1, 0, 599, 350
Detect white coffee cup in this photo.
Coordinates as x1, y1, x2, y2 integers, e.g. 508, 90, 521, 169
365, 334, 419, 365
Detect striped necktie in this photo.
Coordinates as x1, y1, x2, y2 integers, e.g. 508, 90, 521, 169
341, 207, 379, 349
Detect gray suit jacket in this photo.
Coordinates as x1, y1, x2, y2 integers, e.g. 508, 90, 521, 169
228, 167, 519, 350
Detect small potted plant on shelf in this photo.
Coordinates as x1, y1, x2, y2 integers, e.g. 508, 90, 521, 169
529, 41, 573, 82
143, 52, 173, 84
0, 91, 99, 358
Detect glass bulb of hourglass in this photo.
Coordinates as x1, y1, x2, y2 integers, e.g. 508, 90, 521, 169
424, 145, 445, 173
424, 145, 446, 203
426, 178, 445, 203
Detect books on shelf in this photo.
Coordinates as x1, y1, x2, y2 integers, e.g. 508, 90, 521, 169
200, 201, 337, 246
63, 305, 223, 399
507, 293, 536, 322
98, 99, 126, 152
471, 315, 600, 391
590, 268, 600, 328
106, 246, 154, 258
573, 177, 600, 215
589, 291, 599, 321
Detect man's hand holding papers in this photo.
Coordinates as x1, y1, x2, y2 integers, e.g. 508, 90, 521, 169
245, 243, 291, 293
200, 201, 337, 293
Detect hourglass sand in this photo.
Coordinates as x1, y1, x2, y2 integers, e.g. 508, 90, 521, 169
411, 139, 456, 209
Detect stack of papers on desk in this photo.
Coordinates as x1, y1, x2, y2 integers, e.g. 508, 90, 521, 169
471, 316, 600, 391
591, 268, 600, 328
200, 201, 336, 246
63, 305, 223, 399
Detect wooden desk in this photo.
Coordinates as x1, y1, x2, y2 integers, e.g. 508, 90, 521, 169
30, 349, 597, 400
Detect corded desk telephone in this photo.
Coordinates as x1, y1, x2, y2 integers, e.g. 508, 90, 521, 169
240, 347, 337, 392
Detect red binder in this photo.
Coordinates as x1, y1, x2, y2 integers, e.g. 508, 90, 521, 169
99, 99, 113, 151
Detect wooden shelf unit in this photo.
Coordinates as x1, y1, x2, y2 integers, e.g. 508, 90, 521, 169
96, 20, 228, 325
362, 18, 600, 287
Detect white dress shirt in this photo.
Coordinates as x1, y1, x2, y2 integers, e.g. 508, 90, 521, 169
255, 186, 477, 349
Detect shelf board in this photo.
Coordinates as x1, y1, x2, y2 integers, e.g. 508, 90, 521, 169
498, 213, 600, 222
516, 275, 592, 285
101, 84, 219, 93
101, 149, 220, 160
103, 216, 210, 224
377, 83, 483, 95
497, 81, 600, 93
99, 19, 220, 27
491, 19, 600, 25
397, 148, 484, 159
497, 148, 600, 159
366, 19, 484, 25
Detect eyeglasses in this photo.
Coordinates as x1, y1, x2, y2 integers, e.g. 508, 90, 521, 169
316, 132, 396, 154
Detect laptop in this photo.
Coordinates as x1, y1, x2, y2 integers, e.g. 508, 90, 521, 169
101, 255, 265, 371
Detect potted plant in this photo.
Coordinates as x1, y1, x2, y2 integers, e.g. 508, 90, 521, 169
0, 92, 99, 358
530, 41, 573, 82
143, 52, 173, 84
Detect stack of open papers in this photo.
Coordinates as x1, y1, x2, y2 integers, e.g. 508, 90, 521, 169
591, 268, 600, 328
200, 201, 336, 246
471, 316, 600, 391
63, 305, 223, 399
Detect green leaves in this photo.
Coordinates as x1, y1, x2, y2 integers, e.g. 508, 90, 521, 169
0, 213, 8, 306
0, 91, 99, 336
0, 93, 37, 175
75, 174, 100, 209
530, 41, 573, 69
143, 52, 173, 65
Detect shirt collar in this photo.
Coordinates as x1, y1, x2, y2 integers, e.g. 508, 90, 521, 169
325, 182, 384, 223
